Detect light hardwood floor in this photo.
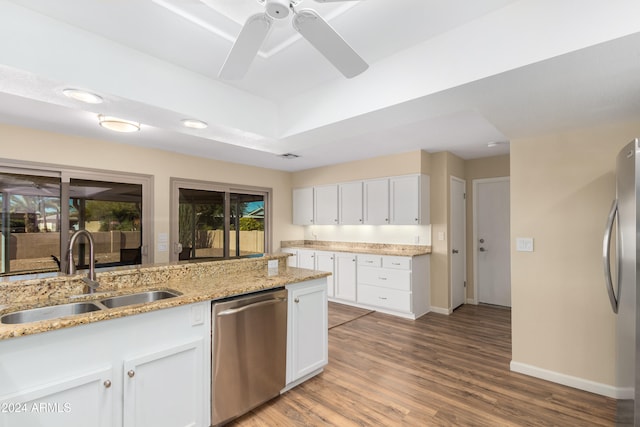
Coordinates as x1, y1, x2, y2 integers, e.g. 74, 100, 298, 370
230, 303, 618, 426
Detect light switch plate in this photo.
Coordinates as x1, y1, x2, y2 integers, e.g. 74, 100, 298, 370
268, 259, 278, 269
516, 237, 534, 252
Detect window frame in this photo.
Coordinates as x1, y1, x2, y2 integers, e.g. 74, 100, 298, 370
169, 177, 271, 262
0, 158, 154, 275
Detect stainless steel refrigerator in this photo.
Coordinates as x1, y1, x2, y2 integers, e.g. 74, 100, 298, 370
604, 138, 639, 425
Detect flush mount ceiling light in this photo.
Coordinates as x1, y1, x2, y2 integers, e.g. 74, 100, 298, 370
62, 88, 103, 104
181, 119, 208, 129
487, 141, 509, 148
98, 115, 140, 133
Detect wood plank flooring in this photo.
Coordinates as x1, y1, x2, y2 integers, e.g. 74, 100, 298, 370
230, 303, 618, 426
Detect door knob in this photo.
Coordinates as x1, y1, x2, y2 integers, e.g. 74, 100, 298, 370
479, 247, 487, 252
103, 380, 112, 388
128, 370, 135, 378
452, 249, 459, 254
479, 238, 485, 243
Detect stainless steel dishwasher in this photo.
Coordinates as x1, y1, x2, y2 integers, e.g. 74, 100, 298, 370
211, 288, 288, 426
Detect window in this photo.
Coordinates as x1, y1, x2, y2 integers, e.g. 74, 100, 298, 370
171, 179, 270, 261
0, 163, 152, 276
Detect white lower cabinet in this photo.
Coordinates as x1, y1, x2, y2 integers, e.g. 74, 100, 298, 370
285, 279, 328, 390
123, 339, 204, 427
356, 254, 430, 319
334, 253, 357, 302
315, 252, 335, 298
0, 303, 210, 427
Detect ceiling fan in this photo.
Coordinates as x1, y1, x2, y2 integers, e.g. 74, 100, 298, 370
218, 0, 368, 80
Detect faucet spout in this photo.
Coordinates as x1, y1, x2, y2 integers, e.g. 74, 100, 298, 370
67, 229, 98, 292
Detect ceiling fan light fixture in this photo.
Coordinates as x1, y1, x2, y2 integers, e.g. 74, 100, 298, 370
98, 115, 140, 133
63, 88, 103, 104
181, 119, 208, 129
265, 0, 290, 19
487, 141, 509, 148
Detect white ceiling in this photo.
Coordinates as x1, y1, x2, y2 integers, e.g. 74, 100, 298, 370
0, 0, 639, 172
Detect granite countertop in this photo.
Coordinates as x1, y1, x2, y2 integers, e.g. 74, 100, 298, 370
0, 254, 328, 341
281, 240, 431, 256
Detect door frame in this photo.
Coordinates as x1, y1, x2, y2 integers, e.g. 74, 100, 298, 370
450, 176, 467, 310
472, 176, 510, 305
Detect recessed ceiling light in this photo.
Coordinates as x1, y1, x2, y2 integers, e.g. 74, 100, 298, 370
279, 153, 300, 159
181, 119, 208, 129
62, 88, 103, 104
98, 115, 140, 133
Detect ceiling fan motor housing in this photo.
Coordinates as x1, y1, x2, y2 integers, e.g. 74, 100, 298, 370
266, 0, 290, 19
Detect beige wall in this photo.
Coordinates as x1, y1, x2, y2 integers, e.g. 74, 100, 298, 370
292, 150, 422, 187
510, 120, 639, 389
464, 154, 510, 299
0, 124, 299, 263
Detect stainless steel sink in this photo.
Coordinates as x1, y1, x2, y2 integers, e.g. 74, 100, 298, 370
99, 290, 181, 309
1, 302, 103, 324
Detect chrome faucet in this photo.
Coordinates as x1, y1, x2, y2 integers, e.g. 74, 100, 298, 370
67, 229, 100, 293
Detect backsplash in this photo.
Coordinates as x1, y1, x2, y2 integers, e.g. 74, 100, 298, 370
302, 224, 432, 245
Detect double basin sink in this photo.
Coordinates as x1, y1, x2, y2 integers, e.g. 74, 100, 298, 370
1, 290, 181, 325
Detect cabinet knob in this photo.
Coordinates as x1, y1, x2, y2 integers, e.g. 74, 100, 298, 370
103, 380, 112, 388
128, 370, 135, 378
294, 297, 300, 303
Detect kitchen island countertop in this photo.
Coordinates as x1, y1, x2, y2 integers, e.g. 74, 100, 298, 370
0, 254, 328, 340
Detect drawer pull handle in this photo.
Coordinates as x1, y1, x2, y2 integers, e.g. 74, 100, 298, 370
378, 277, 387, 280
392, 263, 401, 265
378, 297, 387, 300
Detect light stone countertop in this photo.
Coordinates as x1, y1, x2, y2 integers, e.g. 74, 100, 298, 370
281, 240, 431, 256
0, 254, 328, 341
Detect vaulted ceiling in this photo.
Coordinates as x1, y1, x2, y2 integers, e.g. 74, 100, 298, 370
0, 0, 639, 171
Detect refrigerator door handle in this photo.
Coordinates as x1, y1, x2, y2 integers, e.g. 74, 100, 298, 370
603, 199, 619, 313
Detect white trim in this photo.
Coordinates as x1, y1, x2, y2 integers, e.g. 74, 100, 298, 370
472, 176, 510, 306
429, 306, 452, 315
510, 361, 633, 399
450, 176, 466, 311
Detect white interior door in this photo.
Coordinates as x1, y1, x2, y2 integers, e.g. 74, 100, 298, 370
474, 178, 511, 307
450, 177, 466, 310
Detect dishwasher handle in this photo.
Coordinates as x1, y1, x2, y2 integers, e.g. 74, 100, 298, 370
217, 297, 287, 317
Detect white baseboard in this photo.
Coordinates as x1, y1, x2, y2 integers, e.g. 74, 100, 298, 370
429, 306, 452, 315
510, 361, 633, 399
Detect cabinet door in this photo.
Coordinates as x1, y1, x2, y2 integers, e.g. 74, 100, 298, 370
315, 251, 335, 298
364, 178, 389, 225
293, 187, 314, 225
0, 368, 113, 427
390, 175, 422, 224
297, 249, 316, 270
314, 185, 338, 225
123, 339, 204, 427
335, 253, 357, 301
282, 248, 298, 267
288, 283, 328, 383
339, 181, 363, 225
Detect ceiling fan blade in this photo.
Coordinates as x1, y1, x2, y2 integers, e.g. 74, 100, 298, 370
292, 9, 368, 78
219, 13, 272, 80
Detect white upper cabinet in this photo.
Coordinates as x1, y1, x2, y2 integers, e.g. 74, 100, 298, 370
292, 175, 429, 226
390, 175, 430, 225
339, 181, 363, 225
314, 185, 339, 225
364, 178, 390, 225
292, 187, 314, 225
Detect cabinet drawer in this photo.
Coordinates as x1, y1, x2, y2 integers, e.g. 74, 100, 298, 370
357, 266, 411, 291
357, 284, 411, 312
358, 254, 381, 267
382, 256, 411, 270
